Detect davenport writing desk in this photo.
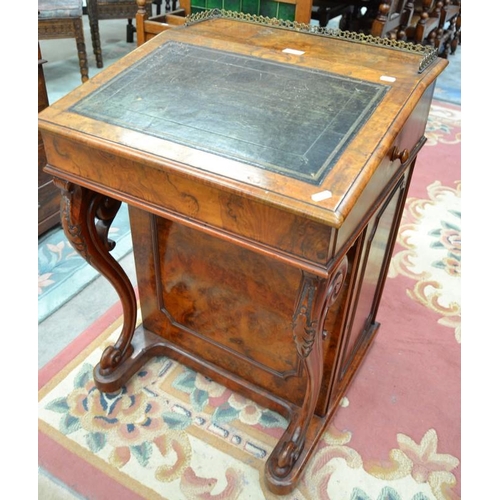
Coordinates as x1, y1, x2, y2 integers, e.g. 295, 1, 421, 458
38, 11, 447, 494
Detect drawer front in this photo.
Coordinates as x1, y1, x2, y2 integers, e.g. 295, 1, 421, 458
390, 83, 435, 166
335, 84, 434, 256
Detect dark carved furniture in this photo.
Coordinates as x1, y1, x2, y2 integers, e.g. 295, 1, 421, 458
38, 43, 61, 236
370, 0, 461, 57
39, 14, 447, 494
38, 0, 89, 83
405, 0, 461, 57
311, 0, 376, 31
87, 0, 155, 68
311, 0, 460, 58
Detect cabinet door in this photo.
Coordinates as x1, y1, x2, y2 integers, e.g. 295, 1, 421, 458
337, 165, 412, 382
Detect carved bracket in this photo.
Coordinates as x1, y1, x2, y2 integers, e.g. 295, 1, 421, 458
54, 179, 137, 377
267, 255, 349, 486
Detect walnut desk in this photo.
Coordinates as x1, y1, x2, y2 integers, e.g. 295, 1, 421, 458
38, 13, 447, 494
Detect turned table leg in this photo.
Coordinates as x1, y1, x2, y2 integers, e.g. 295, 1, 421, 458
54, 180, 137, 390
265, 256, 348, 493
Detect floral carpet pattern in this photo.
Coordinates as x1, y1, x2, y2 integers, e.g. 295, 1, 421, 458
389, 180, 461, 343
39, 321, 458, 500
389, 102, 461, 344
38, 101, 461, 499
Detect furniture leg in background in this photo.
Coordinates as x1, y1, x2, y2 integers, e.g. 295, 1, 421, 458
38, 0, 89, 83
87, 0, 153, 67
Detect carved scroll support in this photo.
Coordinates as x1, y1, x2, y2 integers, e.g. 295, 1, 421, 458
54, 179, 137, 383
265, 255, 349, 493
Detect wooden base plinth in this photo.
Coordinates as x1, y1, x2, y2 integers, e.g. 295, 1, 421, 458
93, 321, 380, 494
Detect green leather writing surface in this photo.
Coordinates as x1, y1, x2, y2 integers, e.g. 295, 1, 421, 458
71, 41, 388, 185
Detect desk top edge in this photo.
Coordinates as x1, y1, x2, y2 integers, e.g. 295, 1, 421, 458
38, 17, 448, 226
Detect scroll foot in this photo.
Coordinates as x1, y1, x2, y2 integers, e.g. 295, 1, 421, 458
265, 256, 348, 493
54, 179, 137, 385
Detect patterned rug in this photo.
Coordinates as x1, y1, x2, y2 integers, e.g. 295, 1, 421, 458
38, 101, 461, 499
38, 203, 132, 323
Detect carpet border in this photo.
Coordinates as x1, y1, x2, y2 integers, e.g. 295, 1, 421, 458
39, 301, 122, 391
39, 429, 157, 500
39, 304, 166, 500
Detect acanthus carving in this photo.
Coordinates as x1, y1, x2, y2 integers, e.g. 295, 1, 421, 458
53, 178, 136, 375
268, 255, 349, 482
292, 259, 348, 359
292, 275, 319, 359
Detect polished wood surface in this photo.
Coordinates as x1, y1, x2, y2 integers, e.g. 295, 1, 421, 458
138, 0, 460, 57
39, 17, 447, 494
135, 0, 313, 46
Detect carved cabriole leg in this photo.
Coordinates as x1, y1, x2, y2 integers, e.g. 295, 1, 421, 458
53, 179, 137, 387
266, 256, 348, 493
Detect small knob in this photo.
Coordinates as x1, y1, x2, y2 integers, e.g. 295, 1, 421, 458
390, 146, 409, 164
